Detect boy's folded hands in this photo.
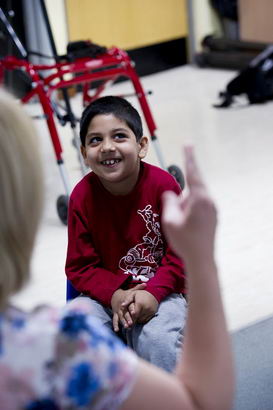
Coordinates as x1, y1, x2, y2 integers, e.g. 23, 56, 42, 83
111, 283, 146, 332
111, 284, 159, 331
127, 290, 159, 324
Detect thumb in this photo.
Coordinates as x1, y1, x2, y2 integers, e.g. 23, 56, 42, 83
121, 284, 147, 307
132, 283, 147, 291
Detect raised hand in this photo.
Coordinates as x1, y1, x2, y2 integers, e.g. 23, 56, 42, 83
162, 146, 217, 262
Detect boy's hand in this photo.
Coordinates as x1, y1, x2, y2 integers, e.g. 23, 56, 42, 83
111, 283, 146, 332
122, 290, 159, 324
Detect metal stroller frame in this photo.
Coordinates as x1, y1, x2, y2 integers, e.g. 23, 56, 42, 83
0, 4, 184, 226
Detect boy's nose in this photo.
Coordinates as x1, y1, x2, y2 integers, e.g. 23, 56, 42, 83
101, 139, 115, 153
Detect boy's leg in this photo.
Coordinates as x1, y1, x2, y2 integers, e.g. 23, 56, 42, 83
125, 293, 187, 372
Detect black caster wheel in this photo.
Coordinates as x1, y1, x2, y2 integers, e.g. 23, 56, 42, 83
167, 165, 185, 190
56, 195, 69, 225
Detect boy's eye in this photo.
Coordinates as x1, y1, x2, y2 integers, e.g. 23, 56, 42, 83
113, 133, 127, 140
89, 136, 102, 145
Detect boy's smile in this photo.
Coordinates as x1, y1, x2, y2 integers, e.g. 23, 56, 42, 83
81, 114, 148, 195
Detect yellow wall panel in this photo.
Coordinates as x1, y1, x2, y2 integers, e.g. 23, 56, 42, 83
66, 0, 187, 50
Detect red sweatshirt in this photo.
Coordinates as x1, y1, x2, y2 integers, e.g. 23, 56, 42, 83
65, 161, 186, 307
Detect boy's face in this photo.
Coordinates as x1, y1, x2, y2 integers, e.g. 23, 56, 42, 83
81, 114, 148, 195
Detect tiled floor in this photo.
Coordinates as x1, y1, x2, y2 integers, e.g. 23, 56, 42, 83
12, 65, 273, 332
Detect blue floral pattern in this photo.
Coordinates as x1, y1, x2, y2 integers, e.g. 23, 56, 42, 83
0, 299, 137, 409
66, 362, 100, 406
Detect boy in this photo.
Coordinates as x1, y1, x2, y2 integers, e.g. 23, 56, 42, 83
65, 96, 187, 372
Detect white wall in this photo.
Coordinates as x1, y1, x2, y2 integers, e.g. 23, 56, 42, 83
45, 0, 68, 55
191, 0, 221, 52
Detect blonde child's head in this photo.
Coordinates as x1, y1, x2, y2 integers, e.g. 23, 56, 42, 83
0, 89, 43, 308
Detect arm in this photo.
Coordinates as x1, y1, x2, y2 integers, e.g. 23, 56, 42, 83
65, 198, 130, 307
120, 146, 234, 410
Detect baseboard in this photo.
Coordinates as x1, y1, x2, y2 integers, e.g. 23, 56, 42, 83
127, 37, 188, 77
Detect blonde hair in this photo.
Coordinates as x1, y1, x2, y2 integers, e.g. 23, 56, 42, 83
0, 89, 43, 308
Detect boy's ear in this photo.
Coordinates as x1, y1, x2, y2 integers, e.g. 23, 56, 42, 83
81, 145, 86, 159
80, 145, 89, 166
138, 136, 149, 159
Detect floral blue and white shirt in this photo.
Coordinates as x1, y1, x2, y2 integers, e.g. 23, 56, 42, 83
0, 298, 138, 409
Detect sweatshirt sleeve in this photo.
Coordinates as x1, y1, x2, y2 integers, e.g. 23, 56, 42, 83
65, 197, 130, 307
144, 176, 186, 303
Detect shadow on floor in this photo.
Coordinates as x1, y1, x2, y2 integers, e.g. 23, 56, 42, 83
232, 315, 273, 410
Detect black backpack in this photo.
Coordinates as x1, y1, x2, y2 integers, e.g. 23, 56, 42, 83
215, 45, 273, 108
66, 40, 107, 61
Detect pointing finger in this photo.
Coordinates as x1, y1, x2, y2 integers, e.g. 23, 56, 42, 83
184, 145, 206, 192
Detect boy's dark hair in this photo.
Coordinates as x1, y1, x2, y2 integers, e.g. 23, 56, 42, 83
80, 95, 143, 145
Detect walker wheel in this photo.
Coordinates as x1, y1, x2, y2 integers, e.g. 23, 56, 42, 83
167, 165, 185, 190
56, 195, 69, 225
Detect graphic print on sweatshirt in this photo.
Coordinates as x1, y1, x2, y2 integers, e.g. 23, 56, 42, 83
119, 205, 164, 282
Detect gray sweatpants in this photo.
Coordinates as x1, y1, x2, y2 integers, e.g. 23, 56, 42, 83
78, 293, 187, 372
